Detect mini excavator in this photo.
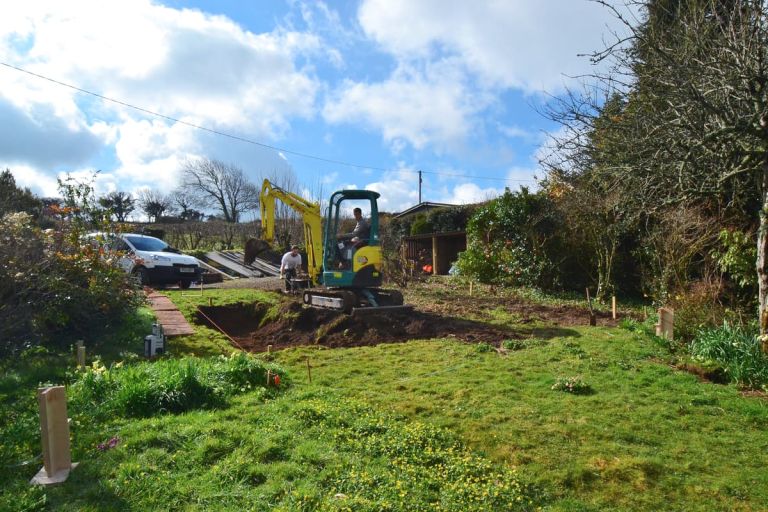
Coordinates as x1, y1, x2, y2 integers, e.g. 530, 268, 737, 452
249, 179, 408, 315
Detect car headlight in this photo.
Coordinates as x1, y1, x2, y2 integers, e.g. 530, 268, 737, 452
151, 255, 171, 262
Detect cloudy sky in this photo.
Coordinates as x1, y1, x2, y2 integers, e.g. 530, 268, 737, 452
0, 0, 632, 215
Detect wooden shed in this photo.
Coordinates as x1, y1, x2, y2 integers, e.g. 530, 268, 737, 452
401, 231, 466, 275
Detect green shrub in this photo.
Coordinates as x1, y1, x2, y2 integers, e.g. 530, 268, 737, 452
551, 376, 591, 394
69, 353, 288, 419
502, 338, 546, 351
409, 214, 433, 235
0, 175, 143, 355
475, 342, 495, 353
456, 187, 558, 289
690, 323, 768, 389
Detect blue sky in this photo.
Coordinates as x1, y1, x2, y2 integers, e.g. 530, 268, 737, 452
0, 0, 632, 215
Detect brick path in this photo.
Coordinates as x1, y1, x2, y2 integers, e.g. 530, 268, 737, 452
147, 291, 195, 336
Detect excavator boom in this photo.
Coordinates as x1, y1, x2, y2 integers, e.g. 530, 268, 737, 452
259, 180, 324, 283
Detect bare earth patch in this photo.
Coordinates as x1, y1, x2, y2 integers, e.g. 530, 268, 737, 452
196, 300, 520, 352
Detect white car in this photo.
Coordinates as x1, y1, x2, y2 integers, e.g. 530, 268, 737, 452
88, 233, 202, 288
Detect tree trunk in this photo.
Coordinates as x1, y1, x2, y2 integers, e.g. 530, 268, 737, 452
758, 158, 768, 352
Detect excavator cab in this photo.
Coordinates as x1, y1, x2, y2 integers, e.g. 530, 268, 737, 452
321, 190, 383, 289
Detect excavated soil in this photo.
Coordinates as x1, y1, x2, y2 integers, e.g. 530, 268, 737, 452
197, 300, 520, 352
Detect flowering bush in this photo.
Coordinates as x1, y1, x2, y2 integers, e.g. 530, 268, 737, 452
0, 211, 142, 355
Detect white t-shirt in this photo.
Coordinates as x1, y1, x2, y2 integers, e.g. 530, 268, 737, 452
281, 251, 302, 271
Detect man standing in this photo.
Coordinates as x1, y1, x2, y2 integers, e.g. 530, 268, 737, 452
280, 245, 302, 292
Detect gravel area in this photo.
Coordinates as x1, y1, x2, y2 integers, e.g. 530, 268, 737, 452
203, 276, 283, 290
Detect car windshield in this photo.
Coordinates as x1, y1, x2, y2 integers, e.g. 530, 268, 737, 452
125, 235, 168, 252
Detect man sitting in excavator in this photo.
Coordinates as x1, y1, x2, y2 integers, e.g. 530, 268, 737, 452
337, 207, 370, 267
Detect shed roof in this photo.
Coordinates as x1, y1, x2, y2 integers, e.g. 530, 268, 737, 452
393, 201, 455, 219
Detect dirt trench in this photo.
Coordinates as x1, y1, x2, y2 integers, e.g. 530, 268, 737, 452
196, 300, 521, 352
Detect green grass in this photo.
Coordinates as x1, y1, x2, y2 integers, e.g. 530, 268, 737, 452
273, 333, 768, 511
2, 384, 539, 511
3, 285, 768, 511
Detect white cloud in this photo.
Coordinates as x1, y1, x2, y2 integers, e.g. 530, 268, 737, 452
324, 62, 487, 152
0, 0, 324, 192
362, 168, 420, 212
9, 165, 60, 197
440, 182, 503, 205
506, 166, 540, 190
357, 0, 628, 93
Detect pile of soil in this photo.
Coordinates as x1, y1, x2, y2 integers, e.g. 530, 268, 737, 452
196, 301, 519, 352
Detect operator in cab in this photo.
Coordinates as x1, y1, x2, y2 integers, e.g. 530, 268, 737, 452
341, 207, 370, 246
337, 208, 370, 268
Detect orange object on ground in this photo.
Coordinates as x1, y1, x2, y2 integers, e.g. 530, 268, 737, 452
423, 264, 433, 273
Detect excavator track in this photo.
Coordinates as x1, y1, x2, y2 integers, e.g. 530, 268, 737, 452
302, 288, 410, 315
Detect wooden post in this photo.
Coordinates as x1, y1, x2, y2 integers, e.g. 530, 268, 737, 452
431, 235, 439, 275
469, 281, 473, 296
208, 297, 213, 307
267, 344, 272, 356
306, 357, 312, 383
612, 296, 617, 320
655, 307, 674, 341
31, 387, 78, 485
200, 279, 204, 296
266, 369, 272, 386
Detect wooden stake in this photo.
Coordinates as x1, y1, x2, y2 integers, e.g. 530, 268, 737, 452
586, 288, 596, 326
200, 279, 204, 295
612, 296, 617, 320
76, 346, 85, 368
266, 369, 272, 386
469, 281, 473, 296
306, 357, 312, 383
267, 344, 272, 356
208, 297, 213, 307
31, 387, 78, 485
655, 307, 674, 341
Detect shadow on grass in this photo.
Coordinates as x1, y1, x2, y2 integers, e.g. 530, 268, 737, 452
522, 325, 582, 340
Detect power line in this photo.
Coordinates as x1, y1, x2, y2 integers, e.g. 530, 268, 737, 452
0, 61, 536, 183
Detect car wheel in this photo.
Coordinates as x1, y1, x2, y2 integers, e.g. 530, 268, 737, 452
179, 280, 192, 289
132, 266, 150, 286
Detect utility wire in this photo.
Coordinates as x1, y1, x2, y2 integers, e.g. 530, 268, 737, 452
1, 61, 536, 183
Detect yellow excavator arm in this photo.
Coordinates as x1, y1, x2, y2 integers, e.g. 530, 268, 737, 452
260, 179, 324, 283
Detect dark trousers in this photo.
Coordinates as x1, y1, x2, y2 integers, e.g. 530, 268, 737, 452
284, 268, 297, 291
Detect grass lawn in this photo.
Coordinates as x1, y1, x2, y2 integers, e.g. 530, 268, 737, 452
2, 284, 767, 511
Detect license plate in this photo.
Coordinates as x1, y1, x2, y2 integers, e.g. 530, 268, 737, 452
179, 267, 195, 273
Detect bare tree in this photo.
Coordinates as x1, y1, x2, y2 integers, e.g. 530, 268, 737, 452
545, 1, 768, 347
181, 158, 259, 223
169, 188, 205, 221
137, 189, 171, 223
